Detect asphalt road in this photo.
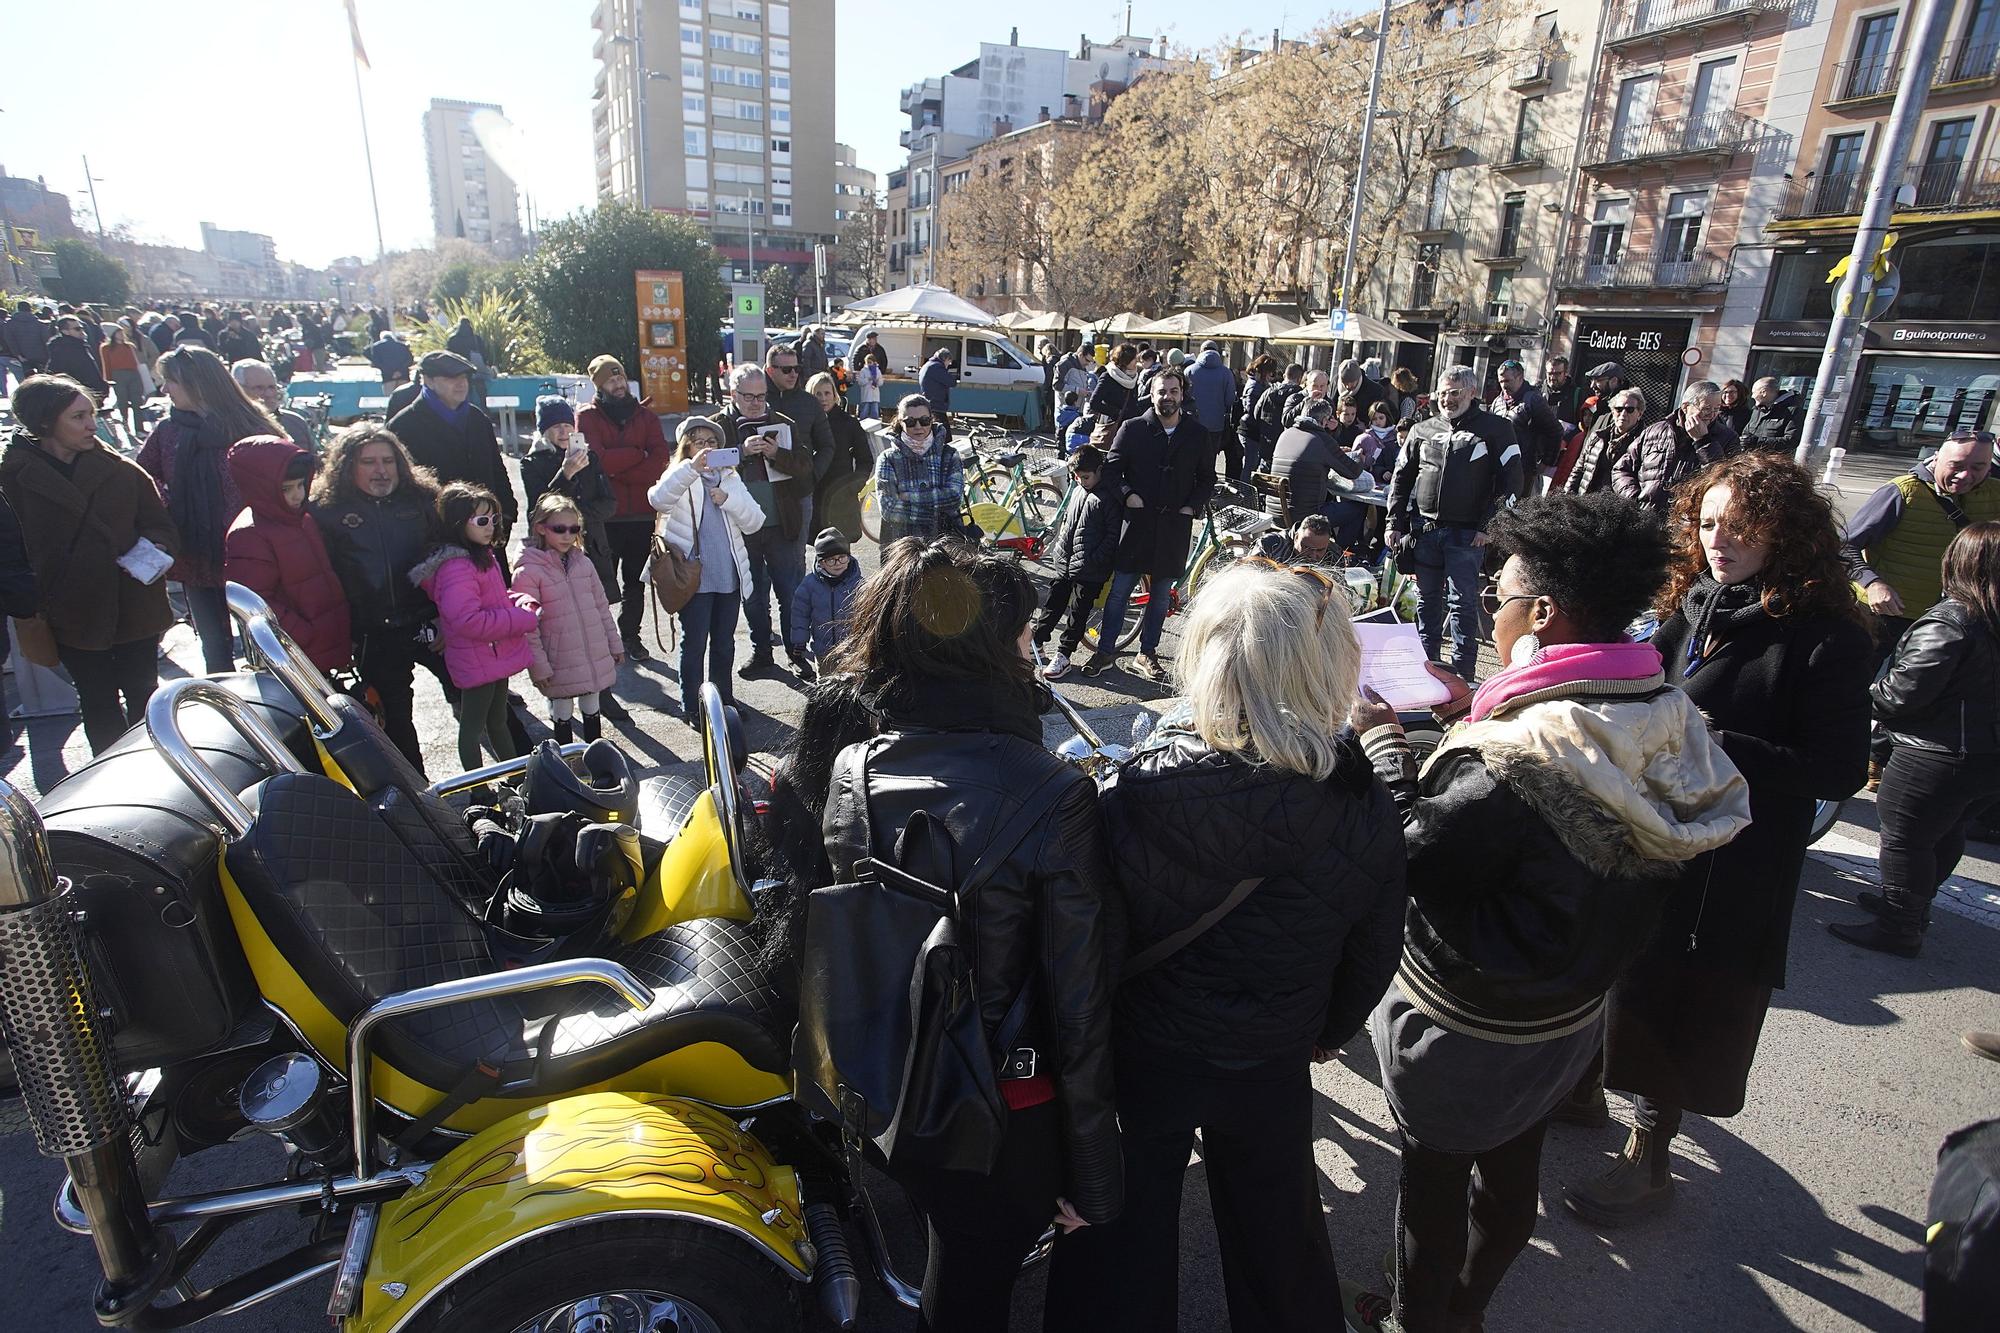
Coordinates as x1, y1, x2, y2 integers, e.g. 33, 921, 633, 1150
1, 449, 1994, 1331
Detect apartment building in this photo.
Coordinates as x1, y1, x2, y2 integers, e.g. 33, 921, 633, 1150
1747, 0, 1999, 454
423, 99, 523, 249
591, 0, 837, 278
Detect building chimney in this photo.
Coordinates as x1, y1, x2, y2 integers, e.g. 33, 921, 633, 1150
1011, 25, 1019, 45
1080, 34, 1089, 58
1063, 93, 1082, 118
1039, 105, 1051, 122
994, 115, 1012, 137
1272, 28, 1281, 52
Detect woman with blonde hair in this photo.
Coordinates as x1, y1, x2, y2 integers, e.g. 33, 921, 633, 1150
1046, 557, 1409, 1333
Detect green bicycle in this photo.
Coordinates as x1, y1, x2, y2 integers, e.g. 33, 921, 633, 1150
1082, 479, 1275, 651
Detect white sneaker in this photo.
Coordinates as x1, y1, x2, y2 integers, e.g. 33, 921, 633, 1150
1043, 651, 1071, 680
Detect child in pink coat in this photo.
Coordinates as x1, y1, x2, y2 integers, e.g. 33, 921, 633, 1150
512, 493, 624, 743
410, 482, 538, 770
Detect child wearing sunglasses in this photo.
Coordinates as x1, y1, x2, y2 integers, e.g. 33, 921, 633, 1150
412, 481, 539, 770
512, 493, 624, 743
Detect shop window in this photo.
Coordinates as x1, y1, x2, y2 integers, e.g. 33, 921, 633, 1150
1893, 234, 2000, 321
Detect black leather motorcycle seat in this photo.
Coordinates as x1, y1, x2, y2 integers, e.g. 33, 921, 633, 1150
226, 773, 787, 1109
636, 772, 706, 844
536, 917, 789, 1089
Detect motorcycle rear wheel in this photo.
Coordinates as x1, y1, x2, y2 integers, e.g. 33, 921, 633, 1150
408, 1218, 801, 1333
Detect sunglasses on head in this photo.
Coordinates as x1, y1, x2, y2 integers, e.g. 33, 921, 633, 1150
468, 514, 497, 528
1243, 555, 1342, 626
541, 523, 582, 535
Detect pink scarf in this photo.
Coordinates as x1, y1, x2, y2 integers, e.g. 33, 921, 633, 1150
1468, 640, 1664, 723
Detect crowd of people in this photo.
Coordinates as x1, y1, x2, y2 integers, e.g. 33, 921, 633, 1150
0, 304, 1995, 1331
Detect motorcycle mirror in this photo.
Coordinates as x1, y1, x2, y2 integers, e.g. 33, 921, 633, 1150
1130, 711, 1157, 746
1056, 735, 1096, 765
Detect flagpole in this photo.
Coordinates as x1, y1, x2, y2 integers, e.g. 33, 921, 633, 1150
348, 8, 391, 323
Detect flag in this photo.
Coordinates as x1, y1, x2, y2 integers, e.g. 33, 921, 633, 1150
345, 0, 370, 69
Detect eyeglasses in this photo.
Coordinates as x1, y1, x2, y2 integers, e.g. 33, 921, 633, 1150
468, 514, 497, 528
1613, 403, 1643, 415
541, 523, 582, 535
902, 416, 933, 429
734, 390, 768, 401
1478, 584, 1537, 617
1244, 555, 1341, 626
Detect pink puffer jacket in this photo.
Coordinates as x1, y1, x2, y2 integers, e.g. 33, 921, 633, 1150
411, 545, 537, 689
512, 544, 621, 699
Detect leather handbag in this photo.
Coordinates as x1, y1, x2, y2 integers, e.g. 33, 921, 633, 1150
649, 490, 703, 616
11, 615, 58, 668
794, 740, 1079, 1174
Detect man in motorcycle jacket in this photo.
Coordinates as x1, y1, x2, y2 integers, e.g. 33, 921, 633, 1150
312, 423, 452, 772
1385, 366, 1523, 682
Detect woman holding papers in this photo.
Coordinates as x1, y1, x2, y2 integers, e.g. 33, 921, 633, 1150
1354, 492, 1751, 1333
1567, 454, 1871, 1226
1046, 559, 1407, 1333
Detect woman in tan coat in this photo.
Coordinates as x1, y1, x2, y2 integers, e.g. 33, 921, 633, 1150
1, 374, 178, 753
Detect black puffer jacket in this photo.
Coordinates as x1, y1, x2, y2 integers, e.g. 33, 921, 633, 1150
1103, 725, 1407, 1068
820, 682, 1123, 1222
1874, 598, 2000, 756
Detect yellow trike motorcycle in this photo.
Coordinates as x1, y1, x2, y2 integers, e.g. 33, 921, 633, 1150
0, 584, 1021, 1331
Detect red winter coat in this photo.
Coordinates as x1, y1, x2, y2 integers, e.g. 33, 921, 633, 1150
577, 395, 671, 520
223, 437, 352, 670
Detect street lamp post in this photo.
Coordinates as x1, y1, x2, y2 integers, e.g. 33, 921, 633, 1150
1336, 0, 1393, 358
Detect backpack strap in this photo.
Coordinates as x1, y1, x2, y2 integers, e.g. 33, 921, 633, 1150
1123, 876, 1267, 978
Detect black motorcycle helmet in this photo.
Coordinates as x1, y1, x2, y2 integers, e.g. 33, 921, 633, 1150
519, 739, 638, 825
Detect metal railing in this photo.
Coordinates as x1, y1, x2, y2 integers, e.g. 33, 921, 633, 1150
1555, 252, 1728, 290
1774, 157, 2000, 219
1586, 107, 1770, 168
1487, 131, 1552, 170
1829, 39, 2000, 103
1829, 55, 1898, 102
1937, 36, 2000, 86
1609, 0, 1786, 46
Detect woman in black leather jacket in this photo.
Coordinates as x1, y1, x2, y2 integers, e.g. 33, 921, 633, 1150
1829, 520, 2000, 955
1045, 558, 1407, 1333
799, 536, 1122, 1333
1354, 494, 1751, 1333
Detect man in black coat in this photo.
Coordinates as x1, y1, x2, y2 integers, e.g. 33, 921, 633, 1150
1739, 376, 1804, 454
763, 343, 837, 534
387, 350, 519, 536
1082, 368, 1215, 682
44, 315, 107, 395
1490, 358, 1562, 492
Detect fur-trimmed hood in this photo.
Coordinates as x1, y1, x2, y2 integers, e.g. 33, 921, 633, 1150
1428, 684, 1750, 881
408, 543, 480, 589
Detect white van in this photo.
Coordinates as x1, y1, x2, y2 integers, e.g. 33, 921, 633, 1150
843, 322, 1047, 393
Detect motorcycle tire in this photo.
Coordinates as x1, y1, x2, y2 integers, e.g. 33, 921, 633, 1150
407, 1216, 801, 1333
1810, 797, 1842, 846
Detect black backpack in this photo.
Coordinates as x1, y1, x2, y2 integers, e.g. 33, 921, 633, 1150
1927, 1117, 2000, 1331
792, 737, 1077, 1173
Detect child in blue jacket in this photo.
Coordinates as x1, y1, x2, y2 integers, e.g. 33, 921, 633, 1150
788, 528, 864, 679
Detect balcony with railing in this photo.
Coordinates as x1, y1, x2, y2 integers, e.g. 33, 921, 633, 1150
1556, 251, 1728, 291
1772, 156, 2000, 221
1583, 107, 1771, 171
1486, 130, 1552, 173
1606, 0, 1787, 49
1934, 36, 2000, 89
1828, 39, 2000, 106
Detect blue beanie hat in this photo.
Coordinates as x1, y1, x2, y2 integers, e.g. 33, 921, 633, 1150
536, 395, 575, 433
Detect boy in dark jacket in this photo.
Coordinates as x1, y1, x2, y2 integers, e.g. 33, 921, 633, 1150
1033, 446, 1118, 679
788, 528, 863, 678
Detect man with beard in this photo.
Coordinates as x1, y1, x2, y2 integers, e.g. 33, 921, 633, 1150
1563, 386, 1647, 496
578, 354, 671, 661
1082, 367, 1216, 682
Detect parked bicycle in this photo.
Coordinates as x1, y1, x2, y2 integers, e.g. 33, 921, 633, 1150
1082, 479, 1274, 651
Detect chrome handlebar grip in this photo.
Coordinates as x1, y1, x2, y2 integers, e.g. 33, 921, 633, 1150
144, 679, 308, 841
346, 958, 656, 1180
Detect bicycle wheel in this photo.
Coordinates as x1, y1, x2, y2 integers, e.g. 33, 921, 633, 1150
859, 478, 881, 543
1186, 538, 1246, 599
969, 465, 1015, 507
1082, 577, 1147, 651
1020, 480, 1066, 534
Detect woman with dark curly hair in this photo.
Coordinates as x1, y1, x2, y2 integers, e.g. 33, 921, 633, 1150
1564, 453, 1873, 1226
1356, 492, 1750, 1331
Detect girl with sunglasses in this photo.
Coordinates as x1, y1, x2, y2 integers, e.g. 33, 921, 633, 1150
512, 493, 624, 744
412, 481, 539, 769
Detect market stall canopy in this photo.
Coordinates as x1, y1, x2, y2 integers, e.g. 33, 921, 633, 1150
1271, 312, 1429, 344
995, 308, 1052, 329
1202, 311, 1306, 340
1128, 310, 1221, 337
1010, 310, 1088, 333
841, 283, 999, 326
1091, 312, 1149, 335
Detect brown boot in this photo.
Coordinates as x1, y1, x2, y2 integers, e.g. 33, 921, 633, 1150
1963, 1032, 2000, 1064
1563, 1126, 1675, 1225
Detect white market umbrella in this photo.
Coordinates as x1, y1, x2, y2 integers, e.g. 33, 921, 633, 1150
1272, 312, 1430, 345
995, 308, 1049, 329
1089, 312, 1149, 336
1013, 309, 1091, 333
1204, 311, 1305, 340
841, 283, 999, 326
1129, 310, 1221, 338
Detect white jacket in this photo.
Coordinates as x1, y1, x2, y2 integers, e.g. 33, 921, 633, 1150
647, 458, 766, 595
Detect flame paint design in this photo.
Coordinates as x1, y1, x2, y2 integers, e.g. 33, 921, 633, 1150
393, 1094, 795, 1243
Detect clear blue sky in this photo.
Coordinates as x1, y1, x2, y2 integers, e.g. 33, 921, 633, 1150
0, 0, 1322, 269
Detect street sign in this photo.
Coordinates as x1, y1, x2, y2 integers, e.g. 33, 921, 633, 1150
731, 280, 766, 367
1329, 308, 1355, 338
632, 270, 689, 414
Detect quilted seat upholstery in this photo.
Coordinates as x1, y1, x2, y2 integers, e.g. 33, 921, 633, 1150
225, 772, 786, 1109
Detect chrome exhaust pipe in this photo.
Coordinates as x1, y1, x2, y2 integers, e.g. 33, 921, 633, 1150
0, 780, 169, 1317
805, 1201, 861, 1330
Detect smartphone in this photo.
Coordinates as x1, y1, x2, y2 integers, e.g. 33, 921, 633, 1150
706, 446, 741, 469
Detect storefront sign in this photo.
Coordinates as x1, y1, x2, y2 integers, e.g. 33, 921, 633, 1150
1572, 317, 1693, 416
632, 270, 688, 414
1753, 319, 2000, 351
1751, 320, 1830, 347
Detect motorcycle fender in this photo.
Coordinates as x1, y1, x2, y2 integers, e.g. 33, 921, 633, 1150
351, 1091, 809, 1333
622, 788, 754, 940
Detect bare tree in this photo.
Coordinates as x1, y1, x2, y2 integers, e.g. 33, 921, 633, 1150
831, 200, 885, 300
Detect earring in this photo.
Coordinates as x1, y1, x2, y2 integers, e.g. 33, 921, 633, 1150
1509, 632, 1543, 667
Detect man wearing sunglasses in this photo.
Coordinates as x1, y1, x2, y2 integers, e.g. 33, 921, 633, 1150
716, 363, 814, 677
1611, 380, 1739, 512
1385, 365, 1522, 682
1562, 387, 1648, 497
764, 345, 837, 538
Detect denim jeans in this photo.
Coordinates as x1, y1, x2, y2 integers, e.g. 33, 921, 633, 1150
740, 526, 803, 653
184, 583, 238, 675
1099, 567, 1171, 656
1325, 497, 1371, 554
1414, 524, 1487, 682
677, 591, 741, 712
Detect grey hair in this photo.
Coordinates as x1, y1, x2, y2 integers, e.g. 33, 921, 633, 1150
1752, 376, 1778, 393
727, 363, 767, 393
1302, 396, 1336, 423
1172, 560, 1361, 781
1613, 385, 1648, 410
1439, 365, 1478, 393
230, 359, 278, 384
1681, 378, 1721, 406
